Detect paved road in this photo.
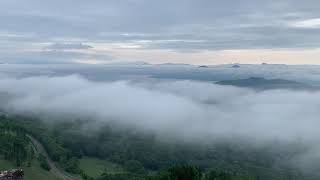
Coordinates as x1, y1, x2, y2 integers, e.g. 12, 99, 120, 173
27, 135, 76, 180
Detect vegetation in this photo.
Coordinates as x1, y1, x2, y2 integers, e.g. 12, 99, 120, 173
162, 165, 202, 180
0, 157, 60, 180
0, 115, 59, 179
95, 165, 254, 180
5, 115, 82, 174
0, 118, 29, 166
0, 114, 317, 180
79, 157, 124, 177
38, 153, 51, 171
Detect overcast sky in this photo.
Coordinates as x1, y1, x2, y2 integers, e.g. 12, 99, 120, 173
1, 0, 320, 65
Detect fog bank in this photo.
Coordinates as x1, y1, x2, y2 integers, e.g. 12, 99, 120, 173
1, 75, 320, 143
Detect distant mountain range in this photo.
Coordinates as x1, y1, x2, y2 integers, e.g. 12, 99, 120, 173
216, 77, 317, 90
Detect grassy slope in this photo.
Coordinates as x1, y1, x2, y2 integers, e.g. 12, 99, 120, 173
0, 157, 60, 180
79, 157, 124, 178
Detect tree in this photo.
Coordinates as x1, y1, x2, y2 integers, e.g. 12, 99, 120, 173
167, 165, 202, 180
124, 160, 146, 174
38, 154, 51, 171
27, 146, 35, 167
204, 170, 232, 180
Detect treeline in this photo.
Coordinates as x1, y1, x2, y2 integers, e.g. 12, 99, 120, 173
82, 164, 296, 180
0, 115, 79, 173
8, 116, 82, 174
53, 121, 307, 180
2, 115, 316, 179
0, 117, 33, 167
149, 165, 254, 180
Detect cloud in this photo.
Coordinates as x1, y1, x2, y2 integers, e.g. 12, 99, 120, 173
1, 74, 320, 144
1, 0, 320, 58
45, 43, 93, 50
290, 18, 320, 29
0, 50, 113, 64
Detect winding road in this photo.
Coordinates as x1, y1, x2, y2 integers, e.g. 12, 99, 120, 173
27, 135, 76, 180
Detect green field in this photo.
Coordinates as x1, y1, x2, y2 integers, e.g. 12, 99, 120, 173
0, 157, 60, 180
79, 156, 125, 178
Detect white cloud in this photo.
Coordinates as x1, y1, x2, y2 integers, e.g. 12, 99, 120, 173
290, 18, 320, 28
1, 74, 320, 144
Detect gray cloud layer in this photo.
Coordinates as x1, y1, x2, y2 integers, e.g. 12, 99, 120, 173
1, 0, 320, 64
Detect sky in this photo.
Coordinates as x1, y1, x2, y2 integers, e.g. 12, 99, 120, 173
1, 0, 320, 65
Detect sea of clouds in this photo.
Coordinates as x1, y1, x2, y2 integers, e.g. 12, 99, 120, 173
1, 74, 320, 144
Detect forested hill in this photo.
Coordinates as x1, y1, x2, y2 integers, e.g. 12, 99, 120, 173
0, 114, 318, 180
216, 77, 316, 90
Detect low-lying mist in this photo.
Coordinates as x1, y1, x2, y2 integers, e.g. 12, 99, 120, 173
0, 75, 319, 143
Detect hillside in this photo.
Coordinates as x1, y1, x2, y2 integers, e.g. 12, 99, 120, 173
0, 158, 60, 180
0, 114, 316, 180
216, 77, 315, 90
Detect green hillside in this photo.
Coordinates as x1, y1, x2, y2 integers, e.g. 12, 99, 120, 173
0, 115, 317, 180
0, 156, 60, 180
